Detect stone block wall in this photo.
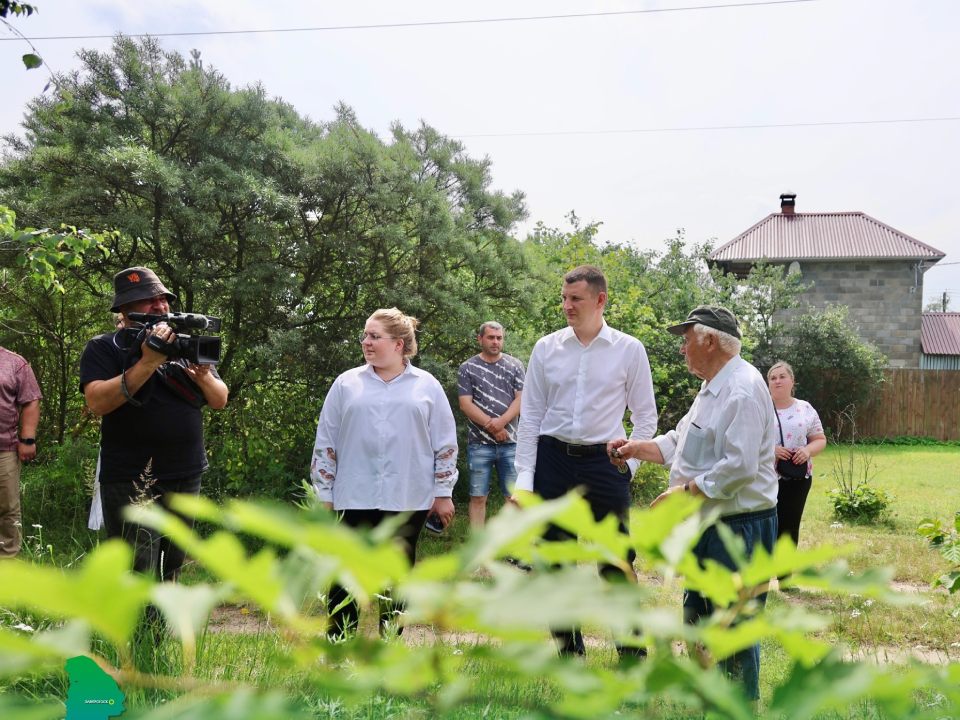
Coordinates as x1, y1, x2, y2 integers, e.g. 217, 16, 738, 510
773, 259, 924, 368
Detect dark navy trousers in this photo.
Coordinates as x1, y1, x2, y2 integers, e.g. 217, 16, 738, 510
533, 436, 641, 659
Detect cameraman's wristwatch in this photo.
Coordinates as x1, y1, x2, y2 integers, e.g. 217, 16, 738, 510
18, 437, 35, 445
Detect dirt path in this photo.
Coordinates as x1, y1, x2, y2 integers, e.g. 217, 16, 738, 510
202, 577, 956, 666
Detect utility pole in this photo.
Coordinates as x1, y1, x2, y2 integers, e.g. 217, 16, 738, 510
944, 291, 949, 313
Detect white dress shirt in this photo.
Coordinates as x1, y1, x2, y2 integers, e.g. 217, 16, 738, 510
653, 355, 778, 516
515, 321, 658, 491
311, 362, 459, 510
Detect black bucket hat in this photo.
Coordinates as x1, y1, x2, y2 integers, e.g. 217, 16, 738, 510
666, 305, 742, 339
110, 267, 177, 312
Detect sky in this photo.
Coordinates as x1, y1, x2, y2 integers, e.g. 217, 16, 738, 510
2, 0, 958, 309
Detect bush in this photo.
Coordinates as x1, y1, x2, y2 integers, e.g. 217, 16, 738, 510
826, 485, 894, 523
18, 435, 99, 556
917, 514, 960, 592
778, 305, 887, 434
630, 461, 669, 507
825, 407, 894, 524
860, 436, 960, 447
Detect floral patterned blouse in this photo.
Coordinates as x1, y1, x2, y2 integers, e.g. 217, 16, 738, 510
775, 399, 824, 479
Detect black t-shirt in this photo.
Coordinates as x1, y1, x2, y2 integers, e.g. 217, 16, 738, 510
79, 332, 217, 482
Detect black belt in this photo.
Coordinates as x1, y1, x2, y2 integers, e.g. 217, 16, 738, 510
540, 435, 607, 457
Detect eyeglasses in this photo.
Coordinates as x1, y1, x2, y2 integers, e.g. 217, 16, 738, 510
358, 332, 396, 343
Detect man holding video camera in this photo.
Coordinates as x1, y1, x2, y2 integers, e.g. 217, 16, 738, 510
80, 267, 228, 582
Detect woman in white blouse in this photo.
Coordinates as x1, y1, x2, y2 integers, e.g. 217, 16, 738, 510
311, 307, 458, 638
768, 361, 827, 547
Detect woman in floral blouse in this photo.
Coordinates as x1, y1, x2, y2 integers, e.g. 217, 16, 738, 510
768, 361, 827, 547
311, 307, 458, 638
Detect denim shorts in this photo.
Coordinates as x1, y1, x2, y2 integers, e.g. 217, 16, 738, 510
467, 443, 517, 497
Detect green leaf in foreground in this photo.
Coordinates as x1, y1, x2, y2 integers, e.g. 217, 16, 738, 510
0, 541, 151, 644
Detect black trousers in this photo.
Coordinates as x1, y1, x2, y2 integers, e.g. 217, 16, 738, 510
533, 437, 642, 659
327, 509, 429, 639
776, 476, 812, 546
101, 473, 202, 582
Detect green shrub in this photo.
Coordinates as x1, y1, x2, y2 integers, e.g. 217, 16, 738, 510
917, 514, 960, 592
0, 492, 941, 720
18, 435, 99, 555
860, 436, 960, 447
825, 407, 894, 524
826, 485, 894, 523
630, 461, 669, 507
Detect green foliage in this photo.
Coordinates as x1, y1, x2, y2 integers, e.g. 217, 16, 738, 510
860, 435, 960, 447
917, 514, 960, 593
776, 305, 888, 432
826, 485, 895, 524
0, 260, 112, 444
204, 387, 319, 501
17, 436, 98, 558
0, 206, 111, 293
825, 408, 894, 524
733, 259, 806, 369
0, 491, 947, 719
1, 35, 532, 498
0, 1, 36, 17
629, 461, 669, 507
521, 219, 807, 431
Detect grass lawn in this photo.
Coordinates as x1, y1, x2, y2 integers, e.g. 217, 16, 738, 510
803, 445, 960, 584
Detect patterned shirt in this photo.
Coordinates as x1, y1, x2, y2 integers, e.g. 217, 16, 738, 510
0, 348, 42, 452
774, 399, 825, 478
457, 354, 525, 444
311, 361, 458, 511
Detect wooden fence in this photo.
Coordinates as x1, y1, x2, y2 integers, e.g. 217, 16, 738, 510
856, 369, 960, 441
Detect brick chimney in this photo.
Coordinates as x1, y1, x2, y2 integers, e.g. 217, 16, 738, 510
780, 192, 796, 214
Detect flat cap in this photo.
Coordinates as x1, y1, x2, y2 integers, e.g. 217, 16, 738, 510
666, 305, 742, 339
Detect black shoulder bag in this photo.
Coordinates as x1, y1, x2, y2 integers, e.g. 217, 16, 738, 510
774, 401, 808, 480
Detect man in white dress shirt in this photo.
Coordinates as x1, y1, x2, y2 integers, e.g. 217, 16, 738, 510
515, 265, 658, 660
607, 305, 777, 701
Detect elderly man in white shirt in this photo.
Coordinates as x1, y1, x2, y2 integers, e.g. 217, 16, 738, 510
515, 264, 658, 661
608, 305, 777, 702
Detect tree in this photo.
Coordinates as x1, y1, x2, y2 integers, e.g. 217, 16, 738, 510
727, 259, 806, 370
924, 293, 951, 313
777, 305, 888, 433
0, 36, 529, 494
522, 217, 748, 429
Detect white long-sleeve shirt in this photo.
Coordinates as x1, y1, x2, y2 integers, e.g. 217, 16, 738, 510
653, 355, 778, 516
515, 321, 658, 491
311, 362, 459, 510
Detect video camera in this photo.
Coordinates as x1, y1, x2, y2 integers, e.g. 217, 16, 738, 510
119, 312, 222, 365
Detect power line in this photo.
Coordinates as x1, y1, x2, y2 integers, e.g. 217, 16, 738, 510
0, 0, 821, 42
451, 117, 960, 138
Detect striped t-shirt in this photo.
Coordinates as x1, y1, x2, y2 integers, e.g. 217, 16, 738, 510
457, 354, 525, 444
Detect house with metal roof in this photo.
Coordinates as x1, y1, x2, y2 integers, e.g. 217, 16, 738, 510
709, 193, 947, 368
921, 313, 960, 370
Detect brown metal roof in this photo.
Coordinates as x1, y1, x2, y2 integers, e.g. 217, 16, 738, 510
922, 313, 960, 355
709, 212, 946, 263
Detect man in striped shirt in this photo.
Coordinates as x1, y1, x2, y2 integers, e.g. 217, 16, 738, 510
457, 321, 525, 528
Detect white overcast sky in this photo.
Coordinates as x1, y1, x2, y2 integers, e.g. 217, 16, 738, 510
2, 0, 959, 308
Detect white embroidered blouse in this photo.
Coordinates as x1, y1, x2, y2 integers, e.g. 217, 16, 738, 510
311, 362, 459, 510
